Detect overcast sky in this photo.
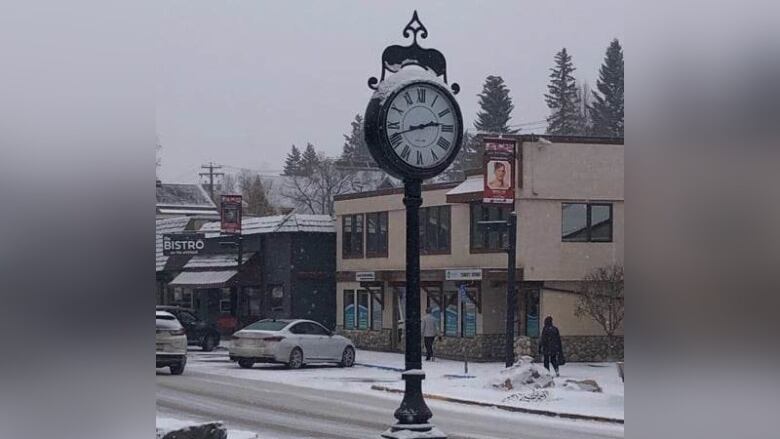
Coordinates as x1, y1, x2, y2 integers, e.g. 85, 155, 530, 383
157, 0, 623, 183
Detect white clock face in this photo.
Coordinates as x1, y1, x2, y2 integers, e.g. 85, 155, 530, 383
384, 83, 459, 169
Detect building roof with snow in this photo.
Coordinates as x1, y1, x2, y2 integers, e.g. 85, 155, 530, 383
200, 213, 335, 237
156, 216, 191, 272
156, 183, 219, 218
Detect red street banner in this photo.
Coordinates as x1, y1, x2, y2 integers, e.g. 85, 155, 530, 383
220, 194, 242, 234
483, 138, 516, 204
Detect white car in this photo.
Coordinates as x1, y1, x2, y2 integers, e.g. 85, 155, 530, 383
229, 319, 355, 369
156, 311, 187, 375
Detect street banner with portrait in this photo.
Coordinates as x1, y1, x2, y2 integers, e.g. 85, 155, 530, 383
483, 138, 516, 204
220, 194, 243, 234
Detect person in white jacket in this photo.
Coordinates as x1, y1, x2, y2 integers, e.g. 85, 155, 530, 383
421, 307, 440, 361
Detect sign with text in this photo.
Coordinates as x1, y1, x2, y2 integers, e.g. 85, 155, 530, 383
356, 271, 376, 282
220, 194, 242, 234
445, 269, 482, 281
162, 233, 206, 256
483, 138, 516, 204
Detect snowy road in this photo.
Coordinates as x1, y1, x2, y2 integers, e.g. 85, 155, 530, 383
156, 352, 624, 439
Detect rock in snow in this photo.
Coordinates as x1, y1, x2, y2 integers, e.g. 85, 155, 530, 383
562, 379, 603, 393
489, 356, 555, 391
157, 422, 227, 439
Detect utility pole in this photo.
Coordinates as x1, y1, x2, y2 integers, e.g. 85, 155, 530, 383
199, 162, 224, 201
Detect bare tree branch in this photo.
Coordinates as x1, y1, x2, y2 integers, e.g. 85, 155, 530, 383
575, 264, 624, 359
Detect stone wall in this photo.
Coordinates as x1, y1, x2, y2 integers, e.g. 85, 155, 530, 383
337, 327, 506, 361
340, 328, 624, 363
515, 335, 624, 362
337, 329, 395, 352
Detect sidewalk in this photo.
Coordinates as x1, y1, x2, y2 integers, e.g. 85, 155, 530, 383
355, 349, 625, 423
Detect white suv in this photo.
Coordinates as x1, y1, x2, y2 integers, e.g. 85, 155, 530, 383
156, 311, 187, 375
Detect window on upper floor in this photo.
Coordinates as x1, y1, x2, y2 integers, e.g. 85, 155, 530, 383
342, 214, 364, 258
470, 203, 512, 252
562, 202, 613, 242
365, 212, 388, 257
419, 206, 451, 254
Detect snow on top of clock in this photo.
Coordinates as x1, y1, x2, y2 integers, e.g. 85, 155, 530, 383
375, 68, 443, 104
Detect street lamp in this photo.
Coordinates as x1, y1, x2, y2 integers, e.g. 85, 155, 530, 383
362, 12, 463, 439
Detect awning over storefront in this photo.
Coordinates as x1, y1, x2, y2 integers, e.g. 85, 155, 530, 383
168, 270, 237, 288
445, 177, 483, 203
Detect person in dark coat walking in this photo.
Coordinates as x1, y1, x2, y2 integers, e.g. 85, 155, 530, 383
539, 316, 563, 376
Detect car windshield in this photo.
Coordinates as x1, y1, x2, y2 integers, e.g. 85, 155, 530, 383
243, 320, 291, 331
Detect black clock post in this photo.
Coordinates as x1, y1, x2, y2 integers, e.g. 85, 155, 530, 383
363, 11, 462, 439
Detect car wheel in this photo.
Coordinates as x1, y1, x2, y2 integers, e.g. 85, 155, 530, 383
339, 346, 355, 368
201, 334, 217, 352
288, 347, 303, 369
170, 360, 185, 375
237, 359, 254, 369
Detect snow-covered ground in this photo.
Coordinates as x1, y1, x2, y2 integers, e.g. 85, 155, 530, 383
188, 347, 624, 421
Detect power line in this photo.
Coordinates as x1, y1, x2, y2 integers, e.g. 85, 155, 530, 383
199, 162, 224, 201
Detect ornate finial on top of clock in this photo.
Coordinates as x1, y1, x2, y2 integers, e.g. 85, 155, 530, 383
367, 10, 460, 95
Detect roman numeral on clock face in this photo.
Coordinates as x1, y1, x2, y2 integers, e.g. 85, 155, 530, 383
431, 95, 439, 107
403, 92, 413, 106
416, 151, 423, 165
391, 105, 403, 115
400, 145, 411, 161
441, 124, 453, 133
431, 149, 439, 162
387, 121, 400, 130
390, 132, 403, 147
438, 108, 451, 118
437, 137, 451, 150
417, 88, 426, 103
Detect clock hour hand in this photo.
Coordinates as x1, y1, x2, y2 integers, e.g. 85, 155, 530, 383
396, 121, 440, 135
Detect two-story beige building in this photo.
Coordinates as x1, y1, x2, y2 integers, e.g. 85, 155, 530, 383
334, 135, 623, 361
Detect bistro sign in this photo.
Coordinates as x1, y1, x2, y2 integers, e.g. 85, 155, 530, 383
162, 233, 206, 256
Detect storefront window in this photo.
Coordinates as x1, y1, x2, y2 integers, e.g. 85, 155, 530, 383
357, 291, 369, 330
461, 290, 477, 337
343, 290, 355, 330
444, 291, 458, 337
371, 291, 383, 330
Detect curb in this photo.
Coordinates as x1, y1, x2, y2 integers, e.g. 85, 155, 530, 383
370, 385, 624, 425
355, 363, 405, 372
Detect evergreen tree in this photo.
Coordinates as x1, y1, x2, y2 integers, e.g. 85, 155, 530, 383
283, 144, 303, 176
590, 39, 624, 137
341, 114, 374, 165
545, 48, 581, 135
301, 143, 320, 176
474, 75, 516, 133
242, 175, 274, 216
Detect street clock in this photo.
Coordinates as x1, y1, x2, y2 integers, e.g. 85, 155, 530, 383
364, 11, 463, 181
365, 78, 463, 180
